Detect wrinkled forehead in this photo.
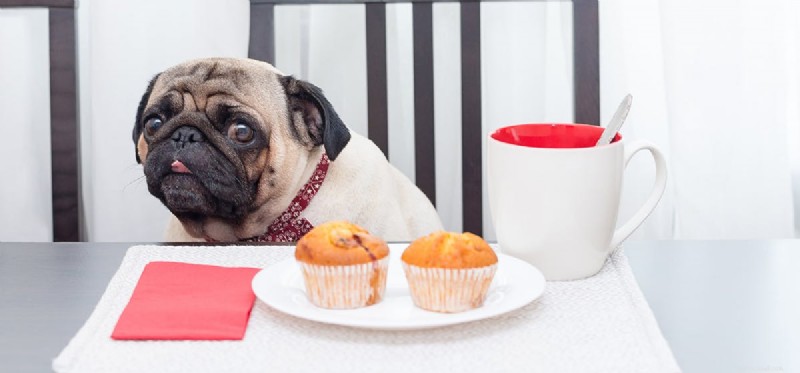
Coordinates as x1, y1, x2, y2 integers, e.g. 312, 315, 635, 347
148, 58, 284, 107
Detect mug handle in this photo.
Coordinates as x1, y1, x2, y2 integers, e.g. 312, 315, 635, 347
609, 140, 668, 250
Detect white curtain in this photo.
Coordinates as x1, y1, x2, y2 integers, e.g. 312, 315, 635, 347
1, 0, 797, 241
0, 8, 51, 241
605, 0, 798, 239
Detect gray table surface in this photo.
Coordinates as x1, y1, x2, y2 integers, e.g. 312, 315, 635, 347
1, 240, 798, 373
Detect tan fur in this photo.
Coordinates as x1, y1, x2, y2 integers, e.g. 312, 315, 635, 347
136, 135, 148, 161
140, 58, 443, 242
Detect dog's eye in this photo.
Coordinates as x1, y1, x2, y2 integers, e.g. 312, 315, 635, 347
144, 118, 163, 136
228, 123, 254, 143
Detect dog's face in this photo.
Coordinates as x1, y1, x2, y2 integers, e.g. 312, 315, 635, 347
132, 58, 350, 234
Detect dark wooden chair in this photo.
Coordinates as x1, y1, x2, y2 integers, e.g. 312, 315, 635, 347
0, 0, 81, 241
249, 0, 599, 236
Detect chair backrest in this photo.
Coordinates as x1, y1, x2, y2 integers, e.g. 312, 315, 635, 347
0, 0, 81, 241
248, 0, 599, 236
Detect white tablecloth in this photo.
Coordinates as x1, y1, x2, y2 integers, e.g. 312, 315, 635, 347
54, 245, 680, 372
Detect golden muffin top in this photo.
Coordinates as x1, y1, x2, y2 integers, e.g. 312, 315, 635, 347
401, 231, 498, 269
295, 221, 389, 265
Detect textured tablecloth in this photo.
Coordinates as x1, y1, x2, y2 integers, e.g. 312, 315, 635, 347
53, 245, 680, 373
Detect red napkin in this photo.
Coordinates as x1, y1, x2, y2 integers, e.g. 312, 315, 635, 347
112, 261, 260, 340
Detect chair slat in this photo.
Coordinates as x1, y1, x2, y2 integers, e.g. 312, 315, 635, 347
252, 0, 557, 4
365, 3, 389, 157
412, 2, 436, 206
460, 1, 482, 236
572, 0, 599, 125
0, 0, 73, 7
248, 3, 276, 64
48, 7, 80, 241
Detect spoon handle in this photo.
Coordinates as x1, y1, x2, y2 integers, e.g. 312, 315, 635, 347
596, 94, 633, 146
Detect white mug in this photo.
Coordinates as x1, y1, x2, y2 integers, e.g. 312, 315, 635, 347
487, 123, 667, 280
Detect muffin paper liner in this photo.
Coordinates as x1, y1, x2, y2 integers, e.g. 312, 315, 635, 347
299, 257, 389, 309
402, 263, 498, 313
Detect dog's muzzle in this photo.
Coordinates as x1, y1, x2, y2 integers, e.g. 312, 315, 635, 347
171, 126, 206, 150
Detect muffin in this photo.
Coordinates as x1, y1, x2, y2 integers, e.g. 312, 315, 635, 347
295, 221, 390, 309
402, 231, 498, 313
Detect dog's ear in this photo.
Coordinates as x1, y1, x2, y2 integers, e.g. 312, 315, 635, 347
280, 76, 351, 161
132, 73, 161, 164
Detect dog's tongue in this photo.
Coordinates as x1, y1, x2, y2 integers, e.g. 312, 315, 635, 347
171, 160, 192, 174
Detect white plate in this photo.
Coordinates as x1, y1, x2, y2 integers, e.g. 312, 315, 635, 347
252, 245, 545, 330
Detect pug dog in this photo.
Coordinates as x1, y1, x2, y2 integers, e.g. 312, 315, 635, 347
132, 58, 443, 242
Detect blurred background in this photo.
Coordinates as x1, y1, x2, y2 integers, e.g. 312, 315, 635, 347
1, 0, 798, 242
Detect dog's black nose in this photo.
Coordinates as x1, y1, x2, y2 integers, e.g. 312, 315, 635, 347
171, 126, 205, 149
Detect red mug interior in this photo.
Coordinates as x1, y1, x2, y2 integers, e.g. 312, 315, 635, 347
491, 123, 622, 148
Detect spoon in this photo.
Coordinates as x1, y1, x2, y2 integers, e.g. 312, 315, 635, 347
596, 94, 633, 146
